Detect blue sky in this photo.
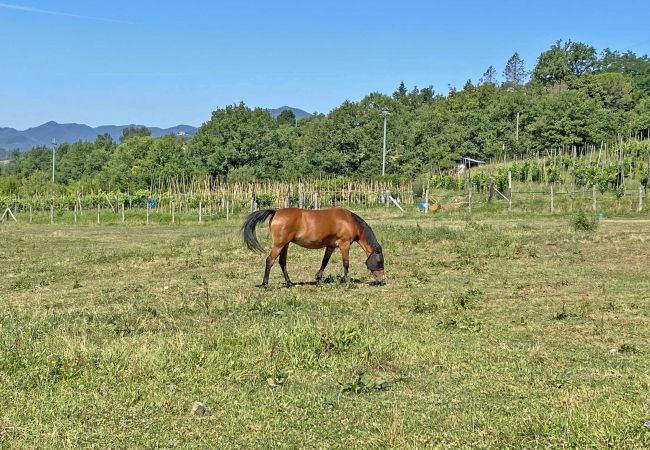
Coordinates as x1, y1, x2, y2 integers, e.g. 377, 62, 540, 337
1, 0, 649, 129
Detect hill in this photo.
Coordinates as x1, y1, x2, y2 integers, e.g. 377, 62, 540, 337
0, 122, 198, 152
266, 106, 312, 120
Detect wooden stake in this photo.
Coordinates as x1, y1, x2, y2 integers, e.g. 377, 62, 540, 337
199, 201, 202, 223
226, 200, 229, 221
97, 204, 101, 224
638, 186, 643, 212
50, 205, 54, 224
424, 184, 430, 213
172, 202, 175, 225
508, 171, 512, 211
146, 203, 150, 225
550, 185, 554, 213
29, 204, 32, 223
121, 202, 125, 223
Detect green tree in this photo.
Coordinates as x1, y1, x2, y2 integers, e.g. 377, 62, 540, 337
276, 109, 296, 126
533, 40, 597, 86
529, 90, 614, 149
120, 126, 151, 143
503, 53, 527, 85
188, 102, 280, 178
479, 65, 498, 85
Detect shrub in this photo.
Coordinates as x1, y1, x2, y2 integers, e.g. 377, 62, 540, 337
571, 209, 599, 232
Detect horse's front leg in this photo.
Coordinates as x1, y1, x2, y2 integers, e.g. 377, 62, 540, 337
339, 242, 350, 282
315, 247, 335, 285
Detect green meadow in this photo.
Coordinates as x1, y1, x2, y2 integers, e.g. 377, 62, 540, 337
1, 210, 649, 448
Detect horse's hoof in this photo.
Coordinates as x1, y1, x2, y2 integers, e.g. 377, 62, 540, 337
285, 282, 294, 288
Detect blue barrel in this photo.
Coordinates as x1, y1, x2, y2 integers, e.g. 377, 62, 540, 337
418, 201, 426, 211
147, 196, 156, 208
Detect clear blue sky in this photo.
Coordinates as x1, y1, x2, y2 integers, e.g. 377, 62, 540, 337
1, 0, 649, 129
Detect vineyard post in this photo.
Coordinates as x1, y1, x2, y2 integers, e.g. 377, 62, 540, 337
592, 185, 597, 211
172, 202, 175, 225
199, 201, 202, 223
226, 200, 229, 221
97, 204, 100, 224
424, 182, 430, 213
638, 186, 643, 212
121, 202, 125, 224
74, 202, 77, 224
146, 203, 150, 225
550, 185, 554, 213
507, 171, 512, 211
468, 182, 473, 214
29, 204, 32, 223
313, 192, 319, 210
50, 205, 54, 224
487, 178, 495, 203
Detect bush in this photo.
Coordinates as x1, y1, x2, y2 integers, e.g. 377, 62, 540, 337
255, 194, 274, 208
571, 209, 599, 232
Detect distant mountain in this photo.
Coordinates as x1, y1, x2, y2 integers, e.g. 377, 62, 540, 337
267, 106, 312, 120
0, 121, 197, 152
1, 107, 311, 154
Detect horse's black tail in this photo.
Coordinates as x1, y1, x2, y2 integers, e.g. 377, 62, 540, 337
242, 209, 276, 253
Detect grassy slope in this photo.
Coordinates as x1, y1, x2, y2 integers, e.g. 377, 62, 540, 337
1, 211, 649, 448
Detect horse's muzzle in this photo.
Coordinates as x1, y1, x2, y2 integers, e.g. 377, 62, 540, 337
374, 275, 385, 285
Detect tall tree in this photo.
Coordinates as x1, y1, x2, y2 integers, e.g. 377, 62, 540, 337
533, 41, 571, 85
504, 52, 526, 85
533, 40, 597, 85
479, 65, 498, 85
567, 42, 597, 76
393, 81, 408, 100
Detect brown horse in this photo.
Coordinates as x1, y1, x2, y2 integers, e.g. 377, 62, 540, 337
242, 207, 385, 287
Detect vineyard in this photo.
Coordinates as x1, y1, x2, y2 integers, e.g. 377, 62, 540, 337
2, 139, 649, 222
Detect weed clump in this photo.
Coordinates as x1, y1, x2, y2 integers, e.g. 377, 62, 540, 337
570, 209, 599, 232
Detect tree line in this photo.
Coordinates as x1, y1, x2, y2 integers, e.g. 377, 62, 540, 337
1, 40, 649, 196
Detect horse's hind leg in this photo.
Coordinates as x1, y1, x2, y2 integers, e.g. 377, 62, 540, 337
262, 245, 284, 287
279, 244, 293, 288
316, 247, 335, 285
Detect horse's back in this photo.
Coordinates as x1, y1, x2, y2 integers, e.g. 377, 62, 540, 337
270, 208, 358, 249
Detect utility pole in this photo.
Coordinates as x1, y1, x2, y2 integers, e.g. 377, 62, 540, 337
52, 137, 57, 183
381, 109, 390, 176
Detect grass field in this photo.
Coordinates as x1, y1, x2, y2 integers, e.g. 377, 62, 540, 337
1, 210, 649, 448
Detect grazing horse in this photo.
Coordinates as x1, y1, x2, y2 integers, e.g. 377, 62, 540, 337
242, 207, 385, 287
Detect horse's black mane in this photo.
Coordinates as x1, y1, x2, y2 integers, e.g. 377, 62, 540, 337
351, 213, 382, 253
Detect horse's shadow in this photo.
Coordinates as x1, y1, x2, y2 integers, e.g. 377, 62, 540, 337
257, 277, 377, 289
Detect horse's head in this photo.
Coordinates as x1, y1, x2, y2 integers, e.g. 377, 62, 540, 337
365, 251, 385, 285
